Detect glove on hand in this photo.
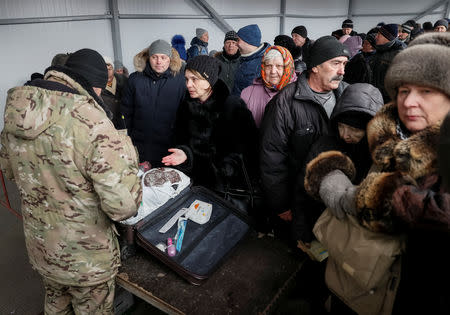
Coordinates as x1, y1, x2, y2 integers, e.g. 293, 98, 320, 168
319, 170, 357, 219
305, 150, 356, 200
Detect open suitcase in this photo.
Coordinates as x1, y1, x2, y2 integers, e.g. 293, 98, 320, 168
117, 168, 251, 285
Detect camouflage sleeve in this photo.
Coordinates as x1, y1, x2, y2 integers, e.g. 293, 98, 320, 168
85, 126, 142, 222
0, 131, 14, 181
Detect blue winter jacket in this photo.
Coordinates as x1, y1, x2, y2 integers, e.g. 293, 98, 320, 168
121, 47, 186, 165
187, 37, 208, 61
232, 42, 270, 96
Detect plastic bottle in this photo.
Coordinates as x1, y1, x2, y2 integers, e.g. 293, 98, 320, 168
167, 238, 176, 257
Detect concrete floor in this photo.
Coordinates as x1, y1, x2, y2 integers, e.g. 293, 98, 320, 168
0, 177, 160, 315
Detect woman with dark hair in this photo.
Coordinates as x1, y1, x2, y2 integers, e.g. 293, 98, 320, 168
162, 55, 258, 189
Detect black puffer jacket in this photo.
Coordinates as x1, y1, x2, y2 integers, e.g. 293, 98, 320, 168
215, 50, 241, 93
121, 48, 185, 166
101, 73, 128, 129
174, 79, 259, 188
370, 39, 405, 102
260, 72, 348, 216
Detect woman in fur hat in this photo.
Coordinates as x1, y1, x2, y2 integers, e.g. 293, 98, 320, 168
304, 32, 450, 314
162, 55, 258, 189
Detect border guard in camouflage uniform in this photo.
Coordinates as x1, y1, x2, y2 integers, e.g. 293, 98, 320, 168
0, 48, 141, 314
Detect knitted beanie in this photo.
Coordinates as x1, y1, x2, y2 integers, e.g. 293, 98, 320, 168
423, 21, 434, 31
342, 19, 354, 28
385, 32, 450, 100
224, 30, 238, 42
365, 33, 377, 48
379, 24, 398, 41
307, 36, 350, 68
148, 39, 172, 58
274, 35, 296, 56
401, 23, 413, 34
171, 35, 187, 61
186, 55, 221, 87
291, 25, 308, 38
237, 24, 262, 47
65, 48, 108, 88
196, 28, 207, 38
434, 19, 449, 29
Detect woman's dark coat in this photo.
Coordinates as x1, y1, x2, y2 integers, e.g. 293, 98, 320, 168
174, 79, 259, 188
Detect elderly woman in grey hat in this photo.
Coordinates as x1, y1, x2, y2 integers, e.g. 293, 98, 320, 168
304, 32, 450, 315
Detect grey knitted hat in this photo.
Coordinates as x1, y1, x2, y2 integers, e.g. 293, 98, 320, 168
148, 39, 172, 58
196, 28, 207, 38
385, 32, 450, 100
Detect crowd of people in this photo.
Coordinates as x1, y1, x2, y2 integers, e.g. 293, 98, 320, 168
0, 16, 449, 314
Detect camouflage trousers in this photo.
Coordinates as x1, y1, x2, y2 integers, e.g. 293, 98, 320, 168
43, 277, 115, 315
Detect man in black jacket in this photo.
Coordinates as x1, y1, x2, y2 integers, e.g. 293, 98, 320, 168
370, 23, 405, 102
121, 39, 186, 166
260, 36, 349, 249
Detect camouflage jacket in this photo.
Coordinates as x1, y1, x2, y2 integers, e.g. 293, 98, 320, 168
0, 70, 141, 286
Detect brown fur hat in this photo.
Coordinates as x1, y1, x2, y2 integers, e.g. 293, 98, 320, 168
133, 47, 182, 76
304, 150, 356, 199
384, 32, 450, 100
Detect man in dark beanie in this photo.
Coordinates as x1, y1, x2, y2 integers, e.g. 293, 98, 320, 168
232, 24, 270, 95
0, 47, 141, 313
260, 35, 349, 249
434, 18, 448, 32
332, 19, 358, 39
370, 23, 405, 102
291, 25, 314, 71
122, 39, 186, 167
215, 30, 241, 92
399, 23, 413, 44
187, 27, 209, 60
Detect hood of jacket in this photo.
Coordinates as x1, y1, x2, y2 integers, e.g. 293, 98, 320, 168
3, 69, 106, 140
133, 47, 182, 75
330, 83, 383, 124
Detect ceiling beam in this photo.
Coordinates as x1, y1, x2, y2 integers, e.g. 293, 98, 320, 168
188, 0, 232, 33
412, 0, 448, 21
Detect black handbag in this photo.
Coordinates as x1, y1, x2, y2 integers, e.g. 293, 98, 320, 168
215, 154, 263, 217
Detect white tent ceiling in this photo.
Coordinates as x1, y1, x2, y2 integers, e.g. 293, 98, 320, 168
1, 0, 449, 130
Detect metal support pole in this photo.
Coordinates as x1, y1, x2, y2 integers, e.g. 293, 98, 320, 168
109, 0, 123, 63
347, 0, 354, 20
280, 0, 286, 35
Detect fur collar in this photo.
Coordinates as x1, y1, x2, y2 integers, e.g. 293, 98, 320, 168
133, 47, 182, 75
367, 102, 441, 179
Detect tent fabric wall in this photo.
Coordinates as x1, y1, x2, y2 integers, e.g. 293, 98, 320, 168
0, 0, 449, 131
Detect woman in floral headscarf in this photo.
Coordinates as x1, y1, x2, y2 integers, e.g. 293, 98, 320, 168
241, 45, 296, 127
